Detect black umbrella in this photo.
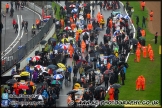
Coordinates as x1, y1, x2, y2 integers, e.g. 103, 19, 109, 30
40, 40, 47, 45
130, 38, 138, 45
35, 95, 45, 101
47, 64, 57, 69
6, 79, 17, 84
44, 76, 53, 80
110, 83, 121, 89
67, 90, 78, 95
48, 38, 56, 44
95, 85, 107, 91
86, 69, 95, 73
117, 61, 125, 67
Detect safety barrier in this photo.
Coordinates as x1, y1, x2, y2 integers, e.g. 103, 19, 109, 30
1, 2, 54, 76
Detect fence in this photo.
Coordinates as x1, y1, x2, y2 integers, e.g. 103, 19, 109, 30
1, 16, 53, 74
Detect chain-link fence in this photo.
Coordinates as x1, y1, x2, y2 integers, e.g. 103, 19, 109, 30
1, 16, 53, 74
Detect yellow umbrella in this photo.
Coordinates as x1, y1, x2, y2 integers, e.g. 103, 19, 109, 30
20, 71, 30, 76
77, 29, 83, 34
61, 38, 69, 43
57, 63, 66, 70
74, 83, 81, 89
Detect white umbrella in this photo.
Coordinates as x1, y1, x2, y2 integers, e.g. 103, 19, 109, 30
35, 95, 44, 101
124, 15, 130, 20
69, 4, 76, 8
13, 75, 21, 77
81, 32, 90, 36
39, 71, 48, 75
56, 68, 64, 72
64, 26, 71, 30
116, 13, 123, 19
71, 8, 78, 13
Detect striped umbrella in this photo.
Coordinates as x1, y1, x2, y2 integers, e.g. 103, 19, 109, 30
34, 65, 43, 70
32, 56, 41, 62
53, 74, 63, 80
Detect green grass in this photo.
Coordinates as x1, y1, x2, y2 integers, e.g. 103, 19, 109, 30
104, 1, 161, 107
52, 1, 61, 20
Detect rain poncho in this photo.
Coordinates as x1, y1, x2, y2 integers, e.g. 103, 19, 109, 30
68, 44, 74, 57
42, 90, 49, 99
81, 40, 86, 53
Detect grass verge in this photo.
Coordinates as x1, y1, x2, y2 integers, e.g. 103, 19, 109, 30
104, 1, 161, 107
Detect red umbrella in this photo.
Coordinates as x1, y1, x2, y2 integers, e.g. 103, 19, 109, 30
64, 26, 71, 30
83, 3, 87, 7
34, 65, 43, 70
69, 4, 76, 8
32, 56, 41, 62
18, 85, 29, 89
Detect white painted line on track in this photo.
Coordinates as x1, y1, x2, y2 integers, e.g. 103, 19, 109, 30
1, 15, 21, 58
24, 6, 42, 20
119, 1, 136, 62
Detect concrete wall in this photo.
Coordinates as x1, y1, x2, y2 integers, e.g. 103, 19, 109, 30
2, 2, 55, 77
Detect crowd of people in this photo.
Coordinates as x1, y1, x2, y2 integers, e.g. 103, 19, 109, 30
1, 0, 154, 107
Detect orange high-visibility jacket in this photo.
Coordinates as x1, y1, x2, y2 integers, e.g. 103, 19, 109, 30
107, 63, 111, 70
6, 4, 9, 8
150, 11, 153, 17
142, 2, 145, 6
87, 13, 91, 19
87, 23, 93, 30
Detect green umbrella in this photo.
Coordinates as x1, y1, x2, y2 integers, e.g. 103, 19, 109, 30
51, 80, 61, 85
114, 47, 118, 52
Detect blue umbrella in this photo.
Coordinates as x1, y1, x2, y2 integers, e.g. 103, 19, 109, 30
54, 44, 62, 50
95, 27, 102, 31
18, 46, 23, 50
47, 64, 57, 69
26, 57, 31, 62
113, 30, 120, 37
124, 15, 130, 20
53, 74, 63, 80
71, 8, 78, 13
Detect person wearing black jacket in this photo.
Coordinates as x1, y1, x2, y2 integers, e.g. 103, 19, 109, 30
136, 16, 139, 26
0, 22, 3, 35
120, 69, 125, 85
142, 16, 146, 28
114, 88, 119, 100
104, 75, 109, 88
15, 23, 18, 33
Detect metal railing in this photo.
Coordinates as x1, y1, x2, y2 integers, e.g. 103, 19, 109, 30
1, 16, 53, 74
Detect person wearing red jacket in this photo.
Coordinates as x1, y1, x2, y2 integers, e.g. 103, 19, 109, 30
12, 19, 16, 29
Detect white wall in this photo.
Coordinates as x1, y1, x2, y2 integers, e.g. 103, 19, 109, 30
2, 2, 55, 76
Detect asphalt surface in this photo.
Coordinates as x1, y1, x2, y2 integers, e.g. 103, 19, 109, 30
1, 1, 40, 58
54, 1, 130, 107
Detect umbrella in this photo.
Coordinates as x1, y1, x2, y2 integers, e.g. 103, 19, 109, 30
31, 56, 41, 62
47, 64, 57, 69
64, 26, 71, 30
20, 71, 30, 76
80, 32, 90, 37
56, 68, 64, 72
117, 61, 125, 67
39, 71, 48, 75
6, 79, 17, 84
76, 61, 82, 68
51, 80, 61, 85
25, 81, 35, 86
18, 85, 29, 89
40, 40, 47, 45
115, 13, 123, 18
57, 63, 66, 70
95, 85, 107, 91
34, 65, 43, 70
71, 8, 78, 13
69, 4, 76, 8
74, 83, 81, 89
44, 76, 53, 80
67, 90, 78, 95
35, 95, 45, 100
60, 44, 68, 50
95, 27, 102, 31
86, 69, 95, 73
13, 75, 21, 78
124, 15, 130, 20
110, 83, 121, 89
104, 70, 110, 74
130, 38, 138, 45
26, 57, 31, 62
61, 38, 69, 43
48, 38, 56, 43
113, 30, 120, 37
53, 74, 63, 80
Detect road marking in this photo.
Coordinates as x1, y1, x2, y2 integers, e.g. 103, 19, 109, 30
1, 15, 21, 58
119, 1, 136, 62
24, 6, 42, 20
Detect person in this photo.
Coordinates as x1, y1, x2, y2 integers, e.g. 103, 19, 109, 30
155, 32, 158, 44
79, 66, 84, 79
12, 19, 16, 29
32, 24, 36, 35
15, 22, 18, 33
10, 7, 14, 17
67, 66, 72, 81
6, 3, 10, 13
0, 22, 3, 35
25, 21, 28, 32
104, 74, 109, 89
142, 16, 146, 28
73, 65, 78, 77
149, 10, 153, 21
141, 1, 145, 11
21, 20, 25, 30
81, 40, 86, 53
114, 88, 119, 100
68, 43, 74, 58
108, 87, 114, 101
135, 48, 141, 62
136, 16, 139, 26
36, 19, 40, 30
142, 46, 147, 58
140, 75, 145, 90
149, 49, 154, 61
67, 94, 72, 107
136, 76, 141, 91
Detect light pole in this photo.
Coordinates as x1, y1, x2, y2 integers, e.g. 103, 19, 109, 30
34, 1, 35, 24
